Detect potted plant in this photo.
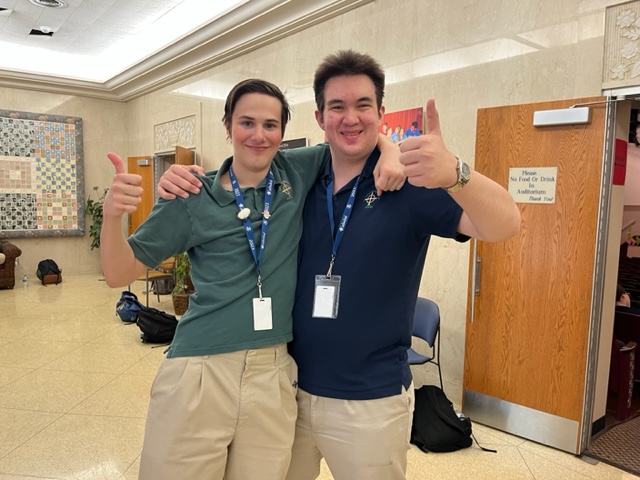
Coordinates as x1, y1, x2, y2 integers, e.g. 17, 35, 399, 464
85, 186, 109, 250
172, 252, 193, 315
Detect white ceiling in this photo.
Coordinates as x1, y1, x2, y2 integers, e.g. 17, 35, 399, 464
0, 0, 372, 101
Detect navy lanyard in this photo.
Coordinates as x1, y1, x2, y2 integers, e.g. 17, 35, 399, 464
229, 166, 274, 296
325, 174, 361, 277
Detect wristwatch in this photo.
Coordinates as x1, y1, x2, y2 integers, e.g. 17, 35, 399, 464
444, 156, 471, 193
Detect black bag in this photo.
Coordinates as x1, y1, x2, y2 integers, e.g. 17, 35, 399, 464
115, 291, 144, 323
410, 385, 473, 453
151, 277, 175, 295
136, 306, 178, 344
36, 259, 62, 285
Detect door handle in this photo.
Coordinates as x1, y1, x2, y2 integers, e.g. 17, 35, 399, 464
474, 256, 482, 296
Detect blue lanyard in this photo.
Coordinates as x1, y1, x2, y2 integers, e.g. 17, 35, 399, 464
229, 166, 274, 295
325, 174, 361, 276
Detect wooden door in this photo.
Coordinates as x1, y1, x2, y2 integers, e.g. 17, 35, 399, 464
127, 156, 153, 235
175, 145, 195, 165
462, 97, 611, 454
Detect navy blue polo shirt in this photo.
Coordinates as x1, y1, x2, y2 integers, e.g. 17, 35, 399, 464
290, 148, 467, 400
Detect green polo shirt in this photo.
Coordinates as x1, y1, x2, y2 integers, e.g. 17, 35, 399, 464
128, 144, 328, 357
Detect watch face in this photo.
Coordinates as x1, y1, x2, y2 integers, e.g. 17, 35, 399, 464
461, 162, 471, 181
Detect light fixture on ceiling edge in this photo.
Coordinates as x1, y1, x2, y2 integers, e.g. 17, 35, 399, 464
28, 0, 67, 8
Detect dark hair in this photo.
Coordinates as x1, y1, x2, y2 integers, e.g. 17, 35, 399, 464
313, 50, 385, 112
222, 78, 291, 135
412, 121, 418, 128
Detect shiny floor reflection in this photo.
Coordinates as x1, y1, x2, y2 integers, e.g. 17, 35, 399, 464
0, 274, 637, 480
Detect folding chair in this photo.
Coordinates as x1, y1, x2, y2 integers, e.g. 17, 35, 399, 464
408, 297, 444, 390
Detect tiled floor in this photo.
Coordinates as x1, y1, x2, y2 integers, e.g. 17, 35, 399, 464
0, 274, 638, 480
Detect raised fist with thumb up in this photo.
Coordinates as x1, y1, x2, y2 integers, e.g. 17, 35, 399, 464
103, 152, 144, 218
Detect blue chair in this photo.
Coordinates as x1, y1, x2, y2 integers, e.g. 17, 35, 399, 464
408, 297, 443, 390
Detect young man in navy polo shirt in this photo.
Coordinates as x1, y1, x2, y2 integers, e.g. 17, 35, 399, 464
158, 51, 520, 480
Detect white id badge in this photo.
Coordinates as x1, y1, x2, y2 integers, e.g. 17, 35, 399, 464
312, 275, 341, 318
253, 297, 273, 331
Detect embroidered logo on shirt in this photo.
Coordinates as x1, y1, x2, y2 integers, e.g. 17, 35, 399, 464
280, 181, 293, 200
364, 191, 378, 208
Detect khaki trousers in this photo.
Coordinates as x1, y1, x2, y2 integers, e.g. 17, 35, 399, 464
139, 344, 298, 480
285, 384, 415, 480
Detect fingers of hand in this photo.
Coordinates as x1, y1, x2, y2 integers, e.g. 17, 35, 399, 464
108, 179, 143, 214
158, 175, 199, 198
185, 164, 206, 176
156, 186, 177, 201
402, 160, 441, 189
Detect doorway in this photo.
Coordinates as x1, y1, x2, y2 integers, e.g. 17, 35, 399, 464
461, 96, 634, 455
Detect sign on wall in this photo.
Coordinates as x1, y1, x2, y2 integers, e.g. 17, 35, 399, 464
0, 110, 85, 238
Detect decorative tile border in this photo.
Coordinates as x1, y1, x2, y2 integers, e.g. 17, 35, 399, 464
603, 1, 640, 89
154, 115, 196, 152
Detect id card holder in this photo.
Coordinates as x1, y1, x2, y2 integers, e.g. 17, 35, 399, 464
253, 297, 273, 331
312, 275, 341, 318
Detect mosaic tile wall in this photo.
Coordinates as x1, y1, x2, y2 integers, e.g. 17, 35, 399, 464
0, 111, 84, 238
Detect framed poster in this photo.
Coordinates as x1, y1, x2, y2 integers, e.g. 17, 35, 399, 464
0, 110, 84, 238
381, 106, 424, 143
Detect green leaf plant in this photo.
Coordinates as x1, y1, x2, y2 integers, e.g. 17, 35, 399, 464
85, 186, 109, 250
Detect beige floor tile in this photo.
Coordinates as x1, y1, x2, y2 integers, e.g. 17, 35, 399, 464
405, 444, 536, 480
0, 337, 13, 347
24, 317, 120, 343
0, 414, 145, 479
518, 441, 640, 479
317, 458, 333, 479
120, 456, 140, 480
0, 316, 56, 339
90, 323, 148, 345
0, 339, 82, 369
0, 366, 32, 388
0, 369, 114, 413
0, 408, 61, 459
0, 475, 58, 479
41, 342, 150, 374
122, 347, 165, 375
70, 374, 154, 418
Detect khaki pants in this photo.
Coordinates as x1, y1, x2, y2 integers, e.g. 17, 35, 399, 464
139, 344, 298, 480
285, 384, 414, 480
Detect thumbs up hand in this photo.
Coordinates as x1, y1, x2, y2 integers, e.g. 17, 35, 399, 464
103, 152, 144, 217
399, 99, 459, 189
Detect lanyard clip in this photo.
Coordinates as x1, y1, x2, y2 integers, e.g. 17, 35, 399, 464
257, 275, 263, 299
326, 256, 335, 278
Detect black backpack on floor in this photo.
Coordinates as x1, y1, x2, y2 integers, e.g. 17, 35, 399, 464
136, 306, 178, 344
36, 259, 62, 285
410, 385, 473, 453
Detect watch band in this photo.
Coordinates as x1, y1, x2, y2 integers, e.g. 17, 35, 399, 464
444, 156, 470, 193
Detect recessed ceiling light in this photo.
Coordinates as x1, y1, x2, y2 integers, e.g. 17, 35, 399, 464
28, 0, 67, 7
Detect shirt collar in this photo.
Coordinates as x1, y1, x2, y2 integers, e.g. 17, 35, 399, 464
212, 154, 284, 207
321, 147, 381, 184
